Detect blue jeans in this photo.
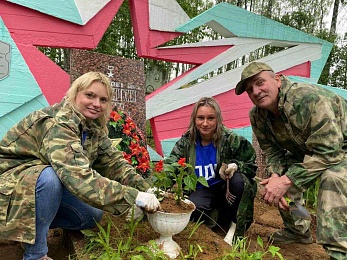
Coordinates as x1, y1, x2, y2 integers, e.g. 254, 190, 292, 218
23, 167, 103, 260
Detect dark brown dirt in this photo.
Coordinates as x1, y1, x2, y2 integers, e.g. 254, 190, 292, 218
245, 196, 329, 260
0, 195, 329, 260
0, 229, 70, 260
159, 193, 196, 213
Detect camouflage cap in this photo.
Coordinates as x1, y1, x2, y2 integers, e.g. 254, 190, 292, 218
235, 62, 274, 95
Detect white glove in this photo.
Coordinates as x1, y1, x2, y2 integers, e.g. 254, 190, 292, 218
146, 187, 162, 194
135, 191, 161, 213
219, 163, 238, 181
126, 204, 144, 222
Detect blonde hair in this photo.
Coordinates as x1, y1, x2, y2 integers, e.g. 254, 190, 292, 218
66, 72, 114, 132
187, 97, 223, 146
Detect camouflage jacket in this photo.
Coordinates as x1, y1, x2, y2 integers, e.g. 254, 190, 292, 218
250, 75, 347, 190
165, 126, 257, 236
0, 100, 151, 243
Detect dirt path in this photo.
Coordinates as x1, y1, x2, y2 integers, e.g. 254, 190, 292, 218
0, 195, 329, 259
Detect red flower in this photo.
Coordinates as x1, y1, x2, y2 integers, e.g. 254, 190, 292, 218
137, 157, 150, 172
123, 152, 132, 164
125, 118, 136, 129
132, 133, 140, 143
110, 111, 122, 122
130, 142, 142, 156
122, 123, 132, 136
140, 147, 150, 160
155, 160, 164, 172
178, 158, 186, 167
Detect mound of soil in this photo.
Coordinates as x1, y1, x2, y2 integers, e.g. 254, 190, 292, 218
0, 195, 329, 260
245, 196, 329, 260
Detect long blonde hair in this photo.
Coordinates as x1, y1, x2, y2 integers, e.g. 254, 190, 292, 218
187, 97, 223, 146
65, 72, 114, 132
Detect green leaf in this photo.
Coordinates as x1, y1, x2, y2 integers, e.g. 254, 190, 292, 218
171, 162, 181, 168
257, 235, 264, 249
268, 245, 281, 256
131, 157, 138, 165
163, 178, 173, 188
109, 121, 117, 127
163, 164, 175, 173
81, 229, 97, 237
184, 174, 198, 190
197, 176, 209, 187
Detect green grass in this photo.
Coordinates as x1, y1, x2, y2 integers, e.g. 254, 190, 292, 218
71, 213, 285, 260
78, 214, 167, 260
221, 236, 284, 260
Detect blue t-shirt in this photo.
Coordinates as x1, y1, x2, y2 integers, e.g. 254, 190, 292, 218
195, 142, 221, 188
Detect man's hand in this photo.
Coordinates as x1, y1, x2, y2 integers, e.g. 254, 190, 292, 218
135, 191, 161, 213
260, 175, 292, 207
219, 163, 238, 180
278, 197, 289, 210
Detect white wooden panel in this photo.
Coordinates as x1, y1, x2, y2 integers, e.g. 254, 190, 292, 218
147, 42, 322, 119
8, 0, 111, 25
149, 0, 190, 32
205, 20, 236, 38
75, 0, 111, 25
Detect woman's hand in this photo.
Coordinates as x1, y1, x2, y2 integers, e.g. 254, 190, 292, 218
135, 192, 161, 213
219, 163, 238, 180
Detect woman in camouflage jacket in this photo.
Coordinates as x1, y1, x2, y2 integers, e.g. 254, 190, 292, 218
0, 72, 160, 260
165, 97, 257, 245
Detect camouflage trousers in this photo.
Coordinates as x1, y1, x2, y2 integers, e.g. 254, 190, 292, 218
280, 163, 347, 259
317, 164, 347, 259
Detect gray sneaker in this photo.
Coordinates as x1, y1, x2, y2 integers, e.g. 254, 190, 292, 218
268, 229, 313, 245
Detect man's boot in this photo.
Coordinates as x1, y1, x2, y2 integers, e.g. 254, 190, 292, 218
269, 228, 313, 245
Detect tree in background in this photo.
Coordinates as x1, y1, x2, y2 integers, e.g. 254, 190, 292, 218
38, 47, 70, 73
329, 35, 347, 89
330, 0, 346, 35
94, 1, 136, 59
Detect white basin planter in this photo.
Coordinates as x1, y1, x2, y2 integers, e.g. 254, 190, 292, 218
146, 199, 195, 259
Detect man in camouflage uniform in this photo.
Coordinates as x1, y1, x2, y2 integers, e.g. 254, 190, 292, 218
235, 62, 347, 259
0, 72, 160, 260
